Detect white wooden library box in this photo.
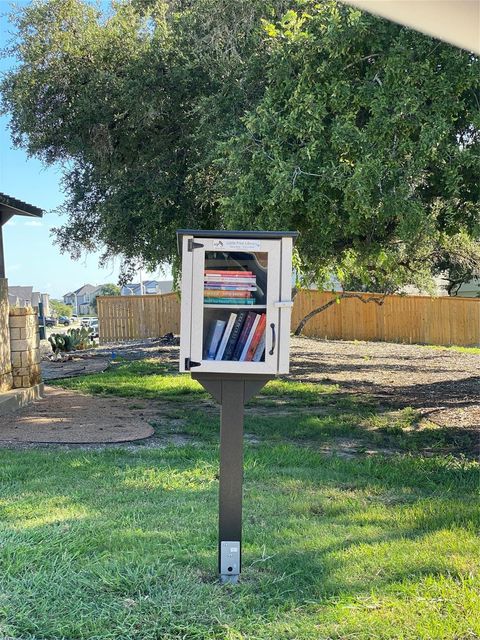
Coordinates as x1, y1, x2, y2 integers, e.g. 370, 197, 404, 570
177, 230, 298, 375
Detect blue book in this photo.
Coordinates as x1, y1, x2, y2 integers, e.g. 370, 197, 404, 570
204, 320, 226, 359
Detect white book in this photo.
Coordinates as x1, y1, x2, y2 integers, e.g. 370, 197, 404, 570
239, 313, 261, 361
252, 333, 266, 362
204, 277, 256, 284
215, 313, 237, 360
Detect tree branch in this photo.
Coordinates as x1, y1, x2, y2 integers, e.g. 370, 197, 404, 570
294, 292, 386, 336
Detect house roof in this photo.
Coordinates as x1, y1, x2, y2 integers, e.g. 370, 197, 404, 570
8, 285, 33, 301
64, 284, 97, 297
121, 280, 173, 294
0, 192, 43, 225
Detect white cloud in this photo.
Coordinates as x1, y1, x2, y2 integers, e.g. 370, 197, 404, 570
8, 264, 21, 272
24, 220, 43, 227
4, 219, 17, 226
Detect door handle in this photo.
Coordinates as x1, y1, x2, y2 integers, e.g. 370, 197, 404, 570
269, 323, 276, 356
274, 301, 293, 308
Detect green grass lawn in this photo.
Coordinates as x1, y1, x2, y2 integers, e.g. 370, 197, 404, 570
1, 359, 478, 639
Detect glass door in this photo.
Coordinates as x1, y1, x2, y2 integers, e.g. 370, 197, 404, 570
189, 237, 281, 373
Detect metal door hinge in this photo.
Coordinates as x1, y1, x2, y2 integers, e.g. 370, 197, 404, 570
185, 357, 201, 370
187, 239, 204, 252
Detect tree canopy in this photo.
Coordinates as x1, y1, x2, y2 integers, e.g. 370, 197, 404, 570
49, 299, 72, 317
2, 0, 479, 290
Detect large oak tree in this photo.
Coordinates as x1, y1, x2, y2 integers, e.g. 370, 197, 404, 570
2, 0, 479, 290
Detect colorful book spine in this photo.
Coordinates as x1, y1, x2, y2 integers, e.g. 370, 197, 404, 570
215, 313, 237, 360
204, 278, 257, 287
205, 270, 253, 276
232, 311, 257, 361
222, 311, 248, 360
204, 319, 226, 359
204, 289, 251, 298
245, 313, 266, 361
239, 313, 261, 361
204, 285, 257, 291
204, 298, 255, 305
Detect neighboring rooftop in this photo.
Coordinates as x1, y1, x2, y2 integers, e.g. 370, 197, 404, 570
64, 284, 97, 297
0, 192, 43, 220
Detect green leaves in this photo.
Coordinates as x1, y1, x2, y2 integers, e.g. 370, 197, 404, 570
1, 0, 479, 290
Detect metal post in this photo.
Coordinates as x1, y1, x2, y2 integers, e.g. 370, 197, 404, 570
192, 373, 273, 583
218, 379, 245, 583
38, 301, 46, 340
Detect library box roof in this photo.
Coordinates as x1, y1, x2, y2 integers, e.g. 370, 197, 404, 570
176, 229, 298, 255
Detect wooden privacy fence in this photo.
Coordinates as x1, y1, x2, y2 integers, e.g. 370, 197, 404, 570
291, 291, 480, 347
97, 290, 479, 347
97, 292, 180, 343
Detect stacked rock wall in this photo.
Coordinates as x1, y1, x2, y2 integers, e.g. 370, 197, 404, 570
0, 279, 13, 392
9, 307, 41, 388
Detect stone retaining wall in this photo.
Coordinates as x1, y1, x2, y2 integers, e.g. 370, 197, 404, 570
9, 307, 41, 388
0, 278, 13, 392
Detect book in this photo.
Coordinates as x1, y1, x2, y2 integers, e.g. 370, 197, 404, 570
239, 313, 261, 361
222, 311, 248, 360
205, 270, 253, 276
204, 278, 256, 285
232, 311, 257, 361
204, 298, 255, 305
204, 319, 226, 359
204, 290, 252, 298
215, 313, 237, 360
252, 334, 266, 362
204, 285, 257, 291
245, 313, 266, 360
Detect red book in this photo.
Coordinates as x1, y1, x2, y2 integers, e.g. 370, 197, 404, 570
204, 290, 252, 298
245, 314, 266, 360
205, 270, 253, 276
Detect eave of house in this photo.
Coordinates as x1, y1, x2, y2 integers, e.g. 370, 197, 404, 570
0, 192, 44, 226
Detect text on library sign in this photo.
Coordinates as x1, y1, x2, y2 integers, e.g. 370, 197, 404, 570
212, 239, 262, 251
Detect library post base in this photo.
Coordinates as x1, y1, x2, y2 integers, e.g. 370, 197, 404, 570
192, 373, 273, 583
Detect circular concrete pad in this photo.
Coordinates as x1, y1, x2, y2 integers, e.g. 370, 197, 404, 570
0, 386, 154, 444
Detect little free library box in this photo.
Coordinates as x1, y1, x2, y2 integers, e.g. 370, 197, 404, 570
177, 229, 298, 582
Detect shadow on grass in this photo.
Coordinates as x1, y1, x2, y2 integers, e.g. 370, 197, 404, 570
0, 444, 478, 638
161, 405, 478, 458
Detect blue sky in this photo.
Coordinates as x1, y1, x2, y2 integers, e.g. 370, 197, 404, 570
0, 1, 168, 298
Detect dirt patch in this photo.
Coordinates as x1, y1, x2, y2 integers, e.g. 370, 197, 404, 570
0, 386, 154, 444
42, 357, 111, 381
288, 337, 479, 426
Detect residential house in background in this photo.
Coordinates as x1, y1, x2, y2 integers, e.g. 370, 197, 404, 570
63, 284, 98, 315
8, 285, 33, 307
120, 280, 173, 296
8, 286, 50, 314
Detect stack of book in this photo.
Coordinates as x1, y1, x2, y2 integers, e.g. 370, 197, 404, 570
204, 311, 266, 362
204, 269, 257, 305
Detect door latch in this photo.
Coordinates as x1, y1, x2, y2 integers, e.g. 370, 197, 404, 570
185, 357, 201, 370
187, 239, 204, 252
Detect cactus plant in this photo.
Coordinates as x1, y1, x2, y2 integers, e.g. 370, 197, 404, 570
49, 327, 93, 353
